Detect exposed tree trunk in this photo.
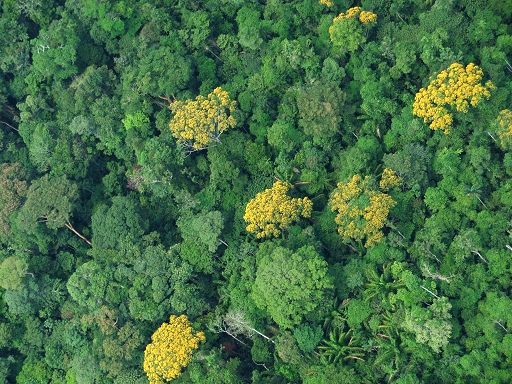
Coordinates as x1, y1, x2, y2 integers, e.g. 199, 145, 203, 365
223, 329, 247, 346
475, 195, 487, 209
158, 95, 173, 104
426, 248, 441, 263
249, 326, 275, 344
1, 121, 19, 132
495, 320, 508, 332
222, 310, 275, 344
204, 45, 223, 62
65, 221, 92, 246
486, 131, 497, 142
219, 239, 228, 247
422, 264, 452, 283
420, 285, 440, 299
471, 250, 488, 264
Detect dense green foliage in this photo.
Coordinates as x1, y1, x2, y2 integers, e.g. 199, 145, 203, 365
1, 0, 512, 383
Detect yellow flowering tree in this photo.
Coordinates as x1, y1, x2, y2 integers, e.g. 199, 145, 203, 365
329, 7, 377, 52
244, 180, 313, 239
413, 63, 494, 133
319, 0, 334, 6
379, 168, 401, 191
169, 87, 237, 151
329, 175, 395, 247
496, 109, 512, 150
143, 315, 205, 383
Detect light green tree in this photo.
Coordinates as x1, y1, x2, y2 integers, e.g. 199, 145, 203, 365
252, 245, 333, 329
0, 256, 28, 290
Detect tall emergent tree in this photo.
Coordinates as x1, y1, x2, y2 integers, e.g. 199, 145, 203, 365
413, 63, 494, 133
244, 180, 313, 239
143, 315, 205, 383
329, 175, 395, 247
169, 87, 237, 151
16, 174, 90, 245
0, 163, 27, 242
252, 245, 333, 329
496, 109, 512, 150
329, 7, 377, 53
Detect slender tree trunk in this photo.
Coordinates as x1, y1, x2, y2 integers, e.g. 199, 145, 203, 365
420, 285, 440, 299
471, 250, 488, 264
158, 95, 173, 104
65, 221, 92, 246
249, 327, 275, 344
1, 121, 19, 132
219, 239, 228, 247
495, 320, 508, 332
223, 330, 248, 346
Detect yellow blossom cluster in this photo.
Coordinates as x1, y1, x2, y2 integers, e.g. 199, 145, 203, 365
413, 63, 494, 133
319, 0, 334, 6
360, 11, 378, 24
169, 87, 237, 150
331, 7, 377, 26
329, 175, 396, 247
379, 168, 401, 191
497, 109, 512, 149
143, 315, 205, 384
244, 180, 313, 239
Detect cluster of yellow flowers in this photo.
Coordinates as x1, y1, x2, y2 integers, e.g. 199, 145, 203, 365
413, 63, 494, 133
169, 87, 237, 150
244, 181, 313, 239
331, 6, 377, 26
319, 0, 334, 6
359, 10, 378, 24
379, 168, 401, 191
497, 109, 512, 149
143, 315, 205, 383
329, 175, 396, 247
